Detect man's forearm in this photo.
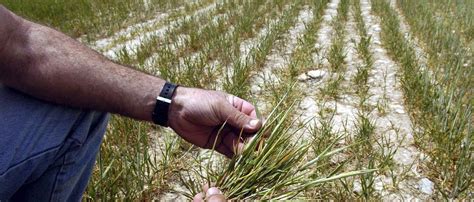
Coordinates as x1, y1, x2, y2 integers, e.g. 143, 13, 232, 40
0, 6, 165, 122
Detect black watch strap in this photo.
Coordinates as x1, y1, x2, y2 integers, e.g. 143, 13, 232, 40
152, 82, 179, 126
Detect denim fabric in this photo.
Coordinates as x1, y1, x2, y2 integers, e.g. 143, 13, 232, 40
0, 85, 109, 201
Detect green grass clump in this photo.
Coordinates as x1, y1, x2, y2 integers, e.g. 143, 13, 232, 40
85, 117, 159, 200
182, 94, 374, 200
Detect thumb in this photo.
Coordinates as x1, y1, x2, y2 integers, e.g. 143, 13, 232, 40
220, 103, 261, 133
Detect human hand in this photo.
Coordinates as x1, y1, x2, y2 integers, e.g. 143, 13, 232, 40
193, 185, 226, 202
168, 87, 262, 158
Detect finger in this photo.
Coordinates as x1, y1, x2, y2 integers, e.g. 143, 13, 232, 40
206, 187, 221, 196
229, 96, 259, 119
202, 183, 216, 193
208, 194, 226, 202
193, 193, 205, 202
239, 130, 260, 138
241, 100, 258, 119
206, 187, 226, 202
229, 120, 262, 139
223, 132, 245, 156
207, 127, 237, 158
219, 103, 262, 133
258, 118, 271, 138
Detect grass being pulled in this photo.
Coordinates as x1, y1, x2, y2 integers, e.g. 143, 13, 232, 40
181, 91, 375, 200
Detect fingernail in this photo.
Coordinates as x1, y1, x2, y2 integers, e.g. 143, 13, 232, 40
206, 187, 222, 196
248, 119, 260, 128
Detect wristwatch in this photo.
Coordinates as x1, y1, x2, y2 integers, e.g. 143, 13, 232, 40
152, 82, 179, 127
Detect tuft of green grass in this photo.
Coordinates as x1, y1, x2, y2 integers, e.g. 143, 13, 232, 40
84, 116, 159, 200
181, 91, 375, 200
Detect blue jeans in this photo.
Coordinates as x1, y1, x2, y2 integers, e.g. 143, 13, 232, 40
0, 85, 109, 201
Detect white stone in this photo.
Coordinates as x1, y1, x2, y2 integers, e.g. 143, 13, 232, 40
297, 73, 309, 81
250, 85, 261, 94
374, 48, 385, 54
307, 70, 326, 79
395, 108, 405, 114
418, 178, 434, 195
391, 104, 406, 114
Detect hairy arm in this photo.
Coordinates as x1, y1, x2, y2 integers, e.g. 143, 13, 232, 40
0, 5, 162, 121
0, 5, 262, 157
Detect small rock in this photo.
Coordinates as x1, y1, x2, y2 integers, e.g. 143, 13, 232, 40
250, 85, 261, 94
307, 70, 326, 79
395, 108, 405, 114
374, 48, 384, 54
392, 104, 405, 114
297, 73, 309, 81
418, 178, 434, 195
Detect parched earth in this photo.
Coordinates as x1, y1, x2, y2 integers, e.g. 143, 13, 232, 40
88, 0, 441, 200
